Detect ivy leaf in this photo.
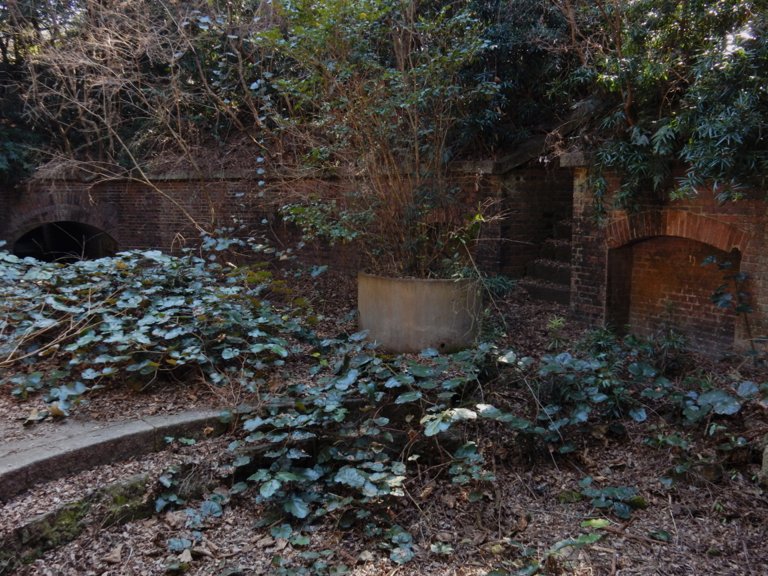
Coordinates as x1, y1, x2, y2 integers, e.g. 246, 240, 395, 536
230, 482, 248, 495
649, 530, 671, 542
334, 466, 367, 488
736, 381, 759, 398
430, 542, 454, 555
549, 532, 602, 554
271, 523, 293, 539
448, 408, 477, 422
81, 368, 101, 380
698, 390, 742, 415
335, 369, 359, 390
283, 496, 310, 519
612, 501, 632, 519
167, 537, 192, 552
390, 546, 414, 564
394, 390, 422, 404
348, 330, 368, 342
629, 407, 647, 422
260, 479, 281, 499
290, 533, 311, 546
497, 350, 517, 364
233, 455, 251, 467
222, 347, 240, 360
243, 416, 267, 431
200, 500, 223, 517
408, 363, 435, 378
422, 415, 450, 437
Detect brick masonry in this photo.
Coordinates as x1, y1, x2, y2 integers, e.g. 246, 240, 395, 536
570, 166, 768, 355
0, 165, 573, 277
3, 161, 763, 355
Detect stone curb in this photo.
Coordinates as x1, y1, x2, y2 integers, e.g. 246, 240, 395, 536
0, 410, 227, 503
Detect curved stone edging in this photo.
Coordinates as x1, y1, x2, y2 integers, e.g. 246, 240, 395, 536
0, 410, 226, 503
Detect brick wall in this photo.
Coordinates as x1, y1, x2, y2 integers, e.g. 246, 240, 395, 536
567, 158, 768, 354
570, 167, 607, 324
610, 237, 738, 354
0, 165, 573, 277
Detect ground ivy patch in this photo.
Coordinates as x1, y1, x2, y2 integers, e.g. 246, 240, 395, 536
0, 234, 304, 412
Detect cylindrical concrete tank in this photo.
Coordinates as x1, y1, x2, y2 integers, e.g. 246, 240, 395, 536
357, 272, 483, 353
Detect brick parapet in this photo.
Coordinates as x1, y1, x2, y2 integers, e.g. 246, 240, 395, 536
0, 166, 573, 279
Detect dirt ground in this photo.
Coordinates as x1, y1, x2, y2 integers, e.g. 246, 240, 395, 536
2, 269, 768, 576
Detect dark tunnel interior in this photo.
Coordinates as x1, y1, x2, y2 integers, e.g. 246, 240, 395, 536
13, 221, 117, 262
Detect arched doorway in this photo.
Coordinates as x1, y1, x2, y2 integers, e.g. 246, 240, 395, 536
607, 236, 740, 354
13, 221, 117, 262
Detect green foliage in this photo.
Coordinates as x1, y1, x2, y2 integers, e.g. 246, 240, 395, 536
0, 124, 38, 183
228, 340, 495, 529
462, 0, 576, 151
147, 331, 499, 570
482, 274, 517, 298
489, 329, 768, 458
266, 0, 501, 277
0, 233, 303, 410
702, 254, 765, 362
280, 201, 361, 245
577, 477, 646, 520
488, 527, 605, 576
569, 0, 768, 206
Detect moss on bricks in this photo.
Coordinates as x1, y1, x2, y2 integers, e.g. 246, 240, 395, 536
0, 474, 152, 571
97, 473, 153, 525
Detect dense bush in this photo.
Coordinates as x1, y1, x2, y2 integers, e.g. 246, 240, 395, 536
564, 0, 768, 206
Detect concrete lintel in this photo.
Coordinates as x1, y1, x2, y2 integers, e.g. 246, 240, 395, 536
558, 151, 590, 168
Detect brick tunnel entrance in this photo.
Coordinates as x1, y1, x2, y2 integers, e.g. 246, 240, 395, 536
607, 236, 739, 354
13, 221, 117, 262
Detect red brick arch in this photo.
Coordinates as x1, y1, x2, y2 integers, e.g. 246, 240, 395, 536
605, 209, 750, 253
5, 190, 120, 248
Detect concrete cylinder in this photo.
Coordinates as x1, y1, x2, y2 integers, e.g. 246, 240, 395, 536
357, 272, 483, 353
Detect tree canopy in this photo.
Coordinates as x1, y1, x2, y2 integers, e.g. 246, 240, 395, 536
559, 0, 768, 204
0, 0, 765, 205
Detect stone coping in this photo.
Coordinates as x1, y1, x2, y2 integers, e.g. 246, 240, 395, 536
0, 410, 225, 502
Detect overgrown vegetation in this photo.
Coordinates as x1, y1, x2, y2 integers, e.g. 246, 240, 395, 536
0, 234, 305, 414
1, 0, 765, 211
2, 1, 768, 573
3, 238, 767, 574
556, 0, 768, 207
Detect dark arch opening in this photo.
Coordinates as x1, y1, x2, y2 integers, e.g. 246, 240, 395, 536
13, 221, 117, 262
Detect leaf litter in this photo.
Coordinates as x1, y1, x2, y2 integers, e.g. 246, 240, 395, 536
2, 269, 768, 575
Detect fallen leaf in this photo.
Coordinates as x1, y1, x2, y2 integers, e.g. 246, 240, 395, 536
358, 550, 375, 563
178, 548, 193, 564
48, 402, 67, 418
22, 408, 48, 426
104, 544, 123, 564
419, 484, 435, 500
254, 536, 274, 547
440, 493, 457, 508
192, 544, 214, 558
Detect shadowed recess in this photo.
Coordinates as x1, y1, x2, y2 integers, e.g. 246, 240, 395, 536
13, 221, 117, 262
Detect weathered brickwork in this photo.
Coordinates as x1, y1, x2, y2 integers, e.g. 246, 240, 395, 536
570, 164, 768, 355
610, 237, 738, 352
496, 168, 573, 277
0, 165, 573, 277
